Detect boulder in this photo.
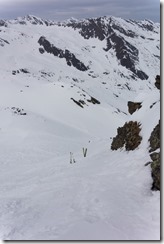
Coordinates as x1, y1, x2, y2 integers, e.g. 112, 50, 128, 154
111, 121, 142, 151
127, 101, 142, 114
149, 121, 160, 153
148, 121, 160, 191
151, 157, 160, 191
155, 75, 160, 90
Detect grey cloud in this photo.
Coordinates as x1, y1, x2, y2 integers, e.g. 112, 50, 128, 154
0, 0, 160, 22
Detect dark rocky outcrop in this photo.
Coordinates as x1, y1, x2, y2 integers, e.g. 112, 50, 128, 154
66, 17, 113, 41
127, 101, 142, 114
0, 37, 9, 47
71, 95, 100, 108
71, 98, 84, 108
39, 47, 45, 54
0, 20, 8, 27
38, 36, 88, 71
146, 121, 160, 191
155, 75, 160, 90
149, 121, 160, 153
20, 68, 29, 74
111, 121, 142, 151
64, 17, 149, 80
112, 23, 136, 38
87, 96, 100, 105
146, 76, 160, 191
7, 107, 27, 115
12, 68, 29, 75
109, 33, 148, 80
151, 156, 160, 191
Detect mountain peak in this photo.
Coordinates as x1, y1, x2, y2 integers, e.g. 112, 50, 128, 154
5, 14, 49, 26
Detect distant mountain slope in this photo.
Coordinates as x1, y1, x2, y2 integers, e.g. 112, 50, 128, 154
0, 15, 160, 114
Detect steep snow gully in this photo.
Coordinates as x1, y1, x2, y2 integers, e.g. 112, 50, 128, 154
0, 15, 160, 240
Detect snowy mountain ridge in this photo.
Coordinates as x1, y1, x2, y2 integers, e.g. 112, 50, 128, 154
0, 15, 160, 240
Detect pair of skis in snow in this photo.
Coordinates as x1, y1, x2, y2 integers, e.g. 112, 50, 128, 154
70, 152, 76, 164
70, 148, 87, 163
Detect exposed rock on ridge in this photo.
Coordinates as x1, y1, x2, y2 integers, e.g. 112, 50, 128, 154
155, 75, 160, 90
127, 101, 142, 114
148, 121, 160, 191
111, 121, 142, 151
38, 36, 88, 71
64, 16, 149, 80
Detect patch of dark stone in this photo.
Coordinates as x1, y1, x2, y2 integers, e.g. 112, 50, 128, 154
103, 37, 112, 52
11, 107, 27, 115
38, 36, 88, 71
111, 121, 142, 151
87, 96, 100, 105
12, 71, 17, 75
39, 47, 45, 54
0, 20, 8, 27
72, 78, 79, 82
88, 74, 98, 78
149, 121, 160, 153
153, 55, 160, 60
151, 155, 160, 191
40, 71, 52, 77
150, 101, 158, 109
145, 121, 160, 191
20, 68, 29, 74
141, 24, 154, 32
66, 17, 113, 41
155, 75, 160, 90
124, 83, 131, 91
105, 33, 148, 80
12, 69, 29, 75
70, 98, 84, 108
112, 23, 136, 38
0, 37, 9, 44
127, 101, 142, 115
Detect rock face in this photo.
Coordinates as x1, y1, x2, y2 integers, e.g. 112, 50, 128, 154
38, 36, 88, 71
0, 37, 9, 47
155, 75, 160, 90
0, 15, 160, 82
106, 33, 148, 80
12, 68, 30, 75
0, 20, 8, 27
87, 96, 100, 105
71, 95, 100, 108
65, 17, 149, 80
149, 121, 160, 153
111, 121, 142, 151
151, 157, 160, 191
70, 98, 84, 108
148, 121, 160, 191
127, 101, 142, 114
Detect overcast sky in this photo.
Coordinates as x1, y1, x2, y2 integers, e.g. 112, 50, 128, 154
0, 0, 160, 22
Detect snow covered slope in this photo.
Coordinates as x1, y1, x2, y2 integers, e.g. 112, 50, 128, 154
0, 15, 160, 240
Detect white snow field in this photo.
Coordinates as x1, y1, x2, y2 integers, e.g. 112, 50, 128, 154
0, 15, 160, 240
